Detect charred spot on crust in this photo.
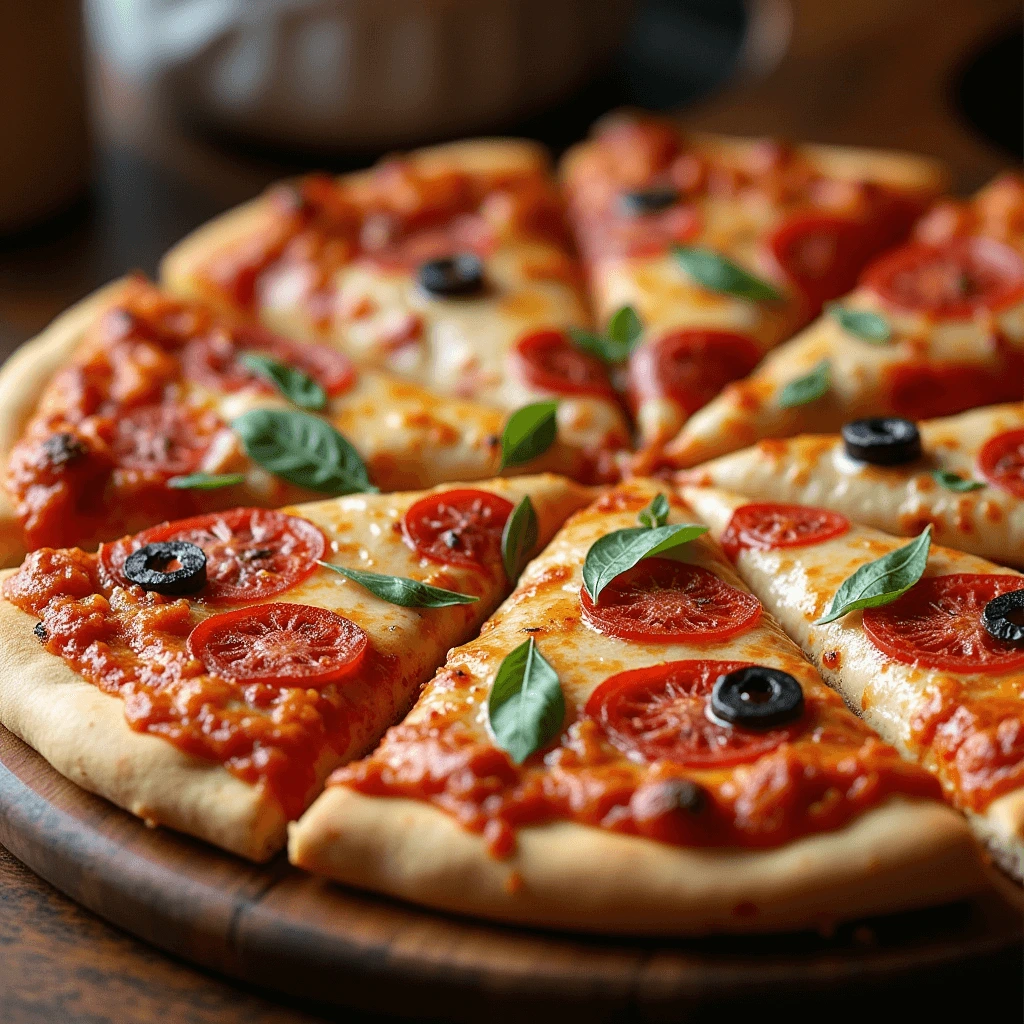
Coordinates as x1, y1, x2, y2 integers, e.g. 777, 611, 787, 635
40, 433, 88, 468
33, 621, 48, 642
643, 778, 707, 817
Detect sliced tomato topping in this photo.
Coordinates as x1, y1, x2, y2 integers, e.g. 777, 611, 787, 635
111, 403, 221, 477
978, 428, 1024, 498
884, 359, 1023, 422
862, 237, 1024, 318
627, 329, 762, 418
401, 489, 514, 572
187, 602, 368, 686
580, 558, 762, 643
613, 204, 702, 259
511, 329, 616, 398
585, 659, 798, 768
863, 574, 1024, 673
720, 503, 850, 561
102, 508, 327, 603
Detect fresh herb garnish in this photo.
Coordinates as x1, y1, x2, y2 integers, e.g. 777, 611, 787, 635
638, 492, 670, 529
932, 470, 985, 493
673, 245, 783, 302
317, 562, 478, 607
167, 472, 246, 490
568, 304, 644, 364
826, 303, 892, 344
239, 353, 327, 410
778, 359, 831, 409
501, 496, 538, 582
500, 401, 558, 469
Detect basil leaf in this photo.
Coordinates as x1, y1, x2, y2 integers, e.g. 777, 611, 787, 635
932, 469, 985, 493
167, 472, 245, 490
488, 637, 564, 764
608, 305, 643, 347
317, 562, 478, 607
582, 522, 709, 603
568, 304, 643, 364
502, 496, 538, 582
826, 303, 892, 344
239, 353, 327, 411
673, 245, 783, 302
501, 401, 558, 469
233, 408, 376, 495
638, 492, 670, 529
778, 359, 831, 409
815, 526, 932, 625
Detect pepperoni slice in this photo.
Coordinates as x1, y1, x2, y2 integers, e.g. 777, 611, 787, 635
580, 558, 762, 643
111, 403, 221, 477
511, 329, 616, 398
862, 574, 1024, 673
884, 360, 1022, 422
102, 508, 327, 603
627, 329, 762, 418
978, 428, 1024, 498
586, 659, 798, 768
401, 489, 514, 572
720, 503, 851, 561
862, 237, 1024, 318
187, 602, 368, 686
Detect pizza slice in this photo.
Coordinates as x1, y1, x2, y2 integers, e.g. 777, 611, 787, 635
0, 275, 607, 566
160, 139, 630, 470
289, 479, 983, 934
680, 402, 1024, 568
683, 484, 1024, 880
559, 111, 945, 453
664, 174, 1024, 469
0, 474, 591, 860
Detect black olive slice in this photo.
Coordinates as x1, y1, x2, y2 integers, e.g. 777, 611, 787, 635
33, 621, 48, 642
620, 186, 680, 216
124, 541, 208, 595
842, 417, 922, 466
711, 666, 804, 728
417, 254, 485, 297
982, 590, 1024, 644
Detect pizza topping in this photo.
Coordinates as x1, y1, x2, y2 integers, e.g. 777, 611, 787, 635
638, 492, 670, 529
842, 417, 922, 466
111, 403, 220, 477
317, 561, 479, 608
500, 400, 559, 468
826, 303, 892, 344
720, 503, 850, 560
620, 186, 680, 215
978, 428, 1024, 498
402, 489, 514, 572
568, 305, 644, 364
238, 353, 326, 411
981, 589, 1024, 645
777, 358, 831, 409
931, 470, 985, 493
416, 254, 485, 297
511, 329, 616, 398
710, 666, 804, 729
123, 541, 208, 596
884, 356, 1024, 421
41, 432, 88, 467
673, 245, 783, 302
168, 472, 246, 491
500, 496, 538, 581
863, 574, 1024, 672
580, 558, 762, 642
187, 602, 368, 686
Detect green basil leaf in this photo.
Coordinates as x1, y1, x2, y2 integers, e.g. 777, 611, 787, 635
317, 562, 478, 607
778, 359, 831, 409
167, 472, 245, 490
233, 408, 376, 495
239, 353, 327, 410
932, 469, 985, 493
826, 303, 892, 344
501, 401, 558, 469
607, 304, 643, 347
568, 304, 643, 364
488, 637, 564, 764
582, 522, 709, 603
501, 496, 538, 582
638, 492, 670, 529
815, 526, 932, 625
673, 245, 783, 302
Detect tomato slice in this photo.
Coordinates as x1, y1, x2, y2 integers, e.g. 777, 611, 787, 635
861, 237, 1024, 318
585, 659, 799, 767
401, 489, 514, 572
111, 403, 221, 476
862, 574, 1024, 673
884, 359, 1023, 422
978, 428, 1024, 498
580, 558, 762, 643
720, 503, 850, 561
612, 204, 702, 259
102, 508, 327, 603
511, 329, 616, 398
187, 602, 368, 686
627, 329, 762, 418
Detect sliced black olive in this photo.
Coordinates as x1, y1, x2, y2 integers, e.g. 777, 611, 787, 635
620, 186, 680, 216
41, 432, 87, 468
711, 666, 804, 728
417, 254, 484, 297
33, 621, 48, 642
124, 541, 207, 596
982, 590, 1024, 644
842, 417, 921, 466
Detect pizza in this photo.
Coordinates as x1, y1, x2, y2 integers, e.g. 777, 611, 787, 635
161, 139, 630, 476
559, 111, 945, 455
683, 484, 1024, 880
288, 479, 983, 933
0, 275, 606, 565
680, 403, 1024, 568
664, 174, 1024, 469
0, 474, 591, 860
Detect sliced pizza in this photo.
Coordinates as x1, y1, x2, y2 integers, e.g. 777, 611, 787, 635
0, 474, 591, 860
160, 139, 630, 469
680, 403, 1024, 568
559, 111, 945, 453
289, 478, 983, 934
683, 484, 1024, 880
665, 174, 1024, 469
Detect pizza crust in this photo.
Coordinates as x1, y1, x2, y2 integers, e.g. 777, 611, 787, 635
288, 786, 986, 935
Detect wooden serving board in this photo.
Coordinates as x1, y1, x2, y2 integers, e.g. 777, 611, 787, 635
0, 726, 1020, 1021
